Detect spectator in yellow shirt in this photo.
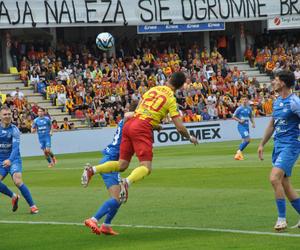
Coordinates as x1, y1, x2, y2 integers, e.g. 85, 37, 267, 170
66, 98, 74, 115
144, 49, 155, 64
185, 93, 194, 109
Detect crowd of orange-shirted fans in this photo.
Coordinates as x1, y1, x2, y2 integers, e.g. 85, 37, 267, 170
244, 35, 300, 90
0, 86, 74, 133
5, 36, 297, 133
0, 87, 41, 134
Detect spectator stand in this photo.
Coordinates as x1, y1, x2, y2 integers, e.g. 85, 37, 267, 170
1, 38, 278, 133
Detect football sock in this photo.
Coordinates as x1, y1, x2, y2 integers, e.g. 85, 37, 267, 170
104, 199, 120, 225
18, 184, 34, 207
239, 141, 249, 151
0, 181, 14, 198
45, 154, 52, 163
127, 166, 149, 185
291, 198, 300, 214
93, 161, 120, 174
276, 199, 286, 218
94, 198, 120, 221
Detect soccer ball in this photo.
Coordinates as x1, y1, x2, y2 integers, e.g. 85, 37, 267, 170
96, 32, 115, 51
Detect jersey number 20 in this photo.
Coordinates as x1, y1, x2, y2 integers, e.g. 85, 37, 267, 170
141, 91, 167, 112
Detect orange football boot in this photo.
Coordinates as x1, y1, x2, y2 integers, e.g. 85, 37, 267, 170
234, 152, 244, 160
84, 219, 101, 235
12, 194, 20, 212
100, 224, 119, 235
30, 205, 39, 214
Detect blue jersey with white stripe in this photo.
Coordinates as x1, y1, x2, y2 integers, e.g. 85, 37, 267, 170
233, 105, 252, 128
102, 120, 124, 158
0, 124, 21, 162
32, 116, 51, 138
273, 93, 300, 145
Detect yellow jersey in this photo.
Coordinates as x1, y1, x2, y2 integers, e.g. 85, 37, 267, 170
135, 86, 180, 126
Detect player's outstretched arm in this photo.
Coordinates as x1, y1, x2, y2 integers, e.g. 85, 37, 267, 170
258, 118, 275, 161
172, 116, 198, 145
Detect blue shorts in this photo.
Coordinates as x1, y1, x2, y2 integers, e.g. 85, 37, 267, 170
39, 136, 51, 150
0, 160, 22, 178
99, 153, 120, 189
272, 144, 300, 177
238, 125, 250, 139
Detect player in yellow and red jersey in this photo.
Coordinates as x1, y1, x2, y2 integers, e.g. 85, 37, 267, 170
81, 72, 198, 202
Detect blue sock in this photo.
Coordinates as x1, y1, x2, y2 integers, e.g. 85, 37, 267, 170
0, 181, 14, 198
94, 198, 120, 221
291, 198, 300, 214
46, 156, 52, 163
276, 199, 286, 218
239, 141, 249, 151
18, 184, 34, 207
104, 200, 120, 225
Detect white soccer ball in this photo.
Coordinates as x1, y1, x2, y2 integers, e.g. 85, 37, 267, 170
96, 32, 115, 51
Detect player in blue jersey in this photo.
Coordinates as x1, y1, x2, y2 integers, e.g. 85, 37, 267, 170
32, 108, 57, 168
0, 107, 39, 214
82, 102, 139, 236
233, 95, 255, 160
258, 71, 300, 231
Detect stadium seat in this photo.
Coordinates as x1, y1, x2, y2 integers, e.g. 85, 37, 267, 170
9, 67, 18, 74
0, 93, 6, 103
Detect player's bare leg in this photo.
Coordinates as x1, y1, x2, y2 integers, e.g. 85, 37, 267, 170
282, 177, 299, 201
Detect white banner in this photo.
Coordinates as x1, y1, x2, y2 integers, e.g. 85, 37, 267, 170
0, 0, 299, 28
268, 15, 300, 30
153, 116, 270, 146
20, 117, 271, 157
21, 128, 115, 156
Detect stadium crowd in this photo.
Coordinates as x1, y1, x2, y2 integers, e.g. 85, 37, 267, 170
244, 33, 300, 90
2, 36, 287, 132
0, 88, 75, 133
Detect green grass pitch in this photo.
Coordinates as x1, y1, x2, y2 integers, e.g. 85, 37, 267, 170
0, 140, 300, 250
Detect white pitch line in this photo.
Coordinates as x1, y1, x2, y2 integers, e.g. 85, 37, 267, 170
24, 164, 267, 172
0, 220, 300, 238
